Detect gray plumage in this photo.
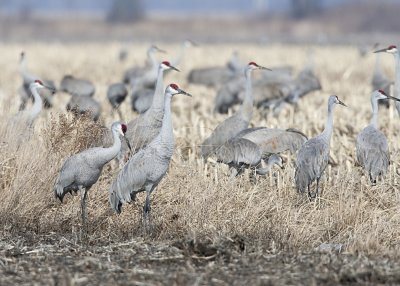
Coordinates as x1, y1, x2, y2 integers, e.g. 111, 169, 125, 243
201, 62, 269, 158
131, 88, 153, 113
238, 127, 308, 156
374, 45, 400, 115
356, 90, 399, 183
66, 95, 101, 121
188, 51, 243, 87
109, 84, 191, 217
18, 52, 55, 110
54, 122, 127, 225
107, 83, 128, 121
295, 95, 346, 198
107, 83, 128, 109
372, 48, 392, 108
215, 138, 283, 177
123, 62, 179, 158
123, 45, 164, 85
60, 75, 95, 97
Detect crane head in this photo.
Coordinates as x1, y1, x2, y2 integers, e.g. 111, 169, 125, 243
167, 83, 192, 97
247, 62, 271, 71
149, 45, 166, 54
31, 79, 56, 94
121, 123, 127, 134
330, 95, 347, 107
184, 39, 197, 48
376, 89, 400, 102
374, 45, 398, 54
268, 154, 284, 169
161, 61, 180, 72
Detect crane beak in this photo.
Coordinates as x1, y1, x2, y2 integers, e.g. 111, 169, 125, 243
258, 65, 272, 71
169, 65, 180, 72
386, 94, 400, 102
338, 99, 347, 107
373, 48, 388, 53
177, 89, 192, 97
124, 137, 132, 152
156, 48, 166, 53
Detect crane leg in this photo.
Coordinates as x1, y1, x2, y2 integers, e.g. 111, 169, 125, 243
316, 177, 321, 197
80, 187, 88, 232
307, 184, 315, 200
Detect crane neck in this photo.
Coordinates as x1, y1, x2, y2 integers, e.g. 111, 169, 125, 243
369, 96, 379, 129
239, 69, 253, 122
393, 52, 400, 98
171, 43, 186, 67
28, 86, 43, 125
149, 50, 158, 68
99, 128, 123, 165
158, 93, 174, 147
373, 53, 383, 75
149, 66, 165, 111
321, 102, 335, 141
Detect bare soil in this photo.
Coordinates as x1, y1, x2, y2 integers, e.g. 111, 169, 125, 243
1, 231, 400, 285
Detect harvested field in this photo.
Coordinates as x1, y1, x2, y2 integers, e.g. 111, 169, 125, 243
1, 42, 400, 284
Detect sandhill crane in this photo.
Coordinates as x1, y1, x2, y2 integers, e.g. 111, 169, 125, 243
130, 61, 180, 113
18, 52, 56, 110
54, 122, 129, 227
107, 83, 128, 120
66, 95, 101, 121
60, 75, 95, 97
356, 90, 400, 184
215, 138, 283, 177
188, 51, 244, 87
170, 40, 196, 68
201, 62, 270, 158
109, 84, 191, 221
123, 45, 165, 85
215, 64, 320, 115
374, 45, 400, 114
13, 80, 55, 132
372, 45, 392, 108
237, 127, 308, 155
122, 61, 180, 159
295, 95, 346, 198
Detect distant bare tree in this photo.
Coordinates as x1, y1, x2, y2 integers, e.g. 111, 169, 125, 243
107, 0, 145, 23
291, 0, 322, 19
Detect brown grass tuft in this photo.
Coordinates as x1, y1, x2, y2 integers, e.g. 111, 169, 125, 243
1, 43, 400, 257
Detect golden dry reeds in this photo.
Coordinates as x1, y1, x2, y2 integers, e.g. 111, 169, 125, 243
1, 43, 400, 255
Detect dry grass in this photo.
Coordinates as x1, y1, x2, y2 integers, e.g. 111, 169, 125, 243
1, 42, 400, 257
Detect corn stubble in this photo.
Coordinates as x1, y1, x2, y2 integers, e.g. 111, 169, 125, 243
0, 43, 400, 255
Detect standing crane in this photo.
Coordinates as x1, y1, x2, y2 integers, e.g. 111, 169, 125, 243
123, 45, 165, 85
201, 62, 270, 158
130, 61, 180, 113
13, 80, 55, 136
18, 52, 56, 110
374, 45, 400, 114
109, 84, 192, 221
54, 122, 130, 228
122, 61, 180, 159
295, 95, 346, 198
66, 94, 102, 121
356, 90, 400, 184
60, 75, 95, 97
371, 44, 392, 108
107, 83, 128, 120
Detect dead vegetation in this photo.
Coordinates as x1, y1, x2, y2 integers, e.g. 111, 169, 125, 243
1, 42, 400, 283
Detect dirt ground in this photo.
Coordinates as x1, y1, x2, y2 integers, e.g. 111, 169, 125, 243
1, 231, 400, 286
